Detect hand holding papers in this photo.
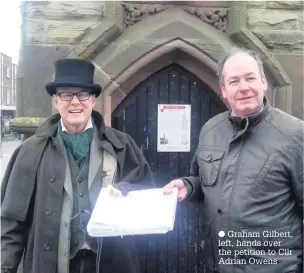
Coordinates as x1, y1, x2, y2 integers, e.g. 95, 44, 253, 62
87, 185, 178, 237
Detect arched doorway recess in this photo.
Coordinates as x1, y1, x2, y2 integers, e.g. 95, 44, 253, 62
112, 64, 226, 273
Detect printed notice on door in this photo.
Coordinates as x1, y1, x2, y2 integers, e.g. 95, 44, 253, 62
157, 104, 191, 152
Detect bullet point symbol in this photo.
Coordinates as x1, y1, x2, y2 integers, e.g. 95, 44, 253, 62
219, 231, 225, 237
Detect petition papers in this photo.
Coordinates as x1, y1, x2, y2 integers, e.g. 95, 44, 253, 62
87, 185, 178, 237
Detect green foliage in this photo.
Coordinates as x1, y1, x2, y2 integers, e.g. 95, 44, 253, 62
10, 117, 47, 128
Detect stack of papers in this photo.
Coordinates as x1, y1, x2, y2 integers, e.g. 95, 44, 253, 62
87, 185, 178, 237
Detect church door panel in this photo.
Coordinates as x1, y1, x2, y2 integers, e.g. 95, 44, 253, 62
112, 65, 226, 273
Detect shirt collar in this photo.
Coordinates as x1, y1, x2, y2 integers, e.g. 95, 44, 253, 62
60, 118, 93, 133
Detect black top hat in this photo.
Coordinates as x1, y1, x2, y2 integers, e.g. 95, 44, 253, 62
45, 59, 102, 97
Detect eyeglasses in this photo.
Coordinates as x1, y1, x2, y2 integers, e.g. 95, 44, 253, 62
56, 91, 91, 101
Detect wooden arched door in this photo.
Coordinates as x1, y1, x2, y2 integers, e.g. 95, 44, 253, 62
112, 64, 226, 273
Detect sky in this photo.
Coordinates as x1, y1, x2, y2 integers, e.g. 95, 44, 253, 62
0, 0, 22, 64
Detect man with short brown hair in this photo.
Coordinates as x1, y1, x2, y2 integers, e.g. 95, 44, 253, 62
164, 48, 303, 273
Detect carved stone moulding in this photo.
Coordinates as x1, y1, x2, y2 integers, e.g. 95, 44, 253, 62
122, 2, 227, 32
184, 7, 227, 32
122, 2, 169, 27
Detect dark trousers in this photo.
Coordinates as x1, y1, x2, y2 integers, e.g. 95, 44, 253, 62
69, 250, 97, 273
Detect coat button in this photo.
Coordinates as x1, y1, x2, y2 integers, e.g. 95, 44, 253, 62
80, 209, 84, 213
44, 243, 50, 251
64, 221, 68, 227
78, 178, 83, 183
101, 171, 107, 177
81, 223, 85, 229
207, 154, 212, 162
49, 176, 56, 182
217, 209, 223, 215
79, 192, 83, 197
45, 209, 52, 215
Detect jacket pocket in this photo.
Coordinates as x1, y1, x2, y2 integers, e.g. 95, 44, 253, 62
197, 150, 224, 186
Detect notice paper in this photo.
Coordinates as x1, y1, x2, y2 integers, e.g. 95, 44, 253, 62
87, 185, 178, 237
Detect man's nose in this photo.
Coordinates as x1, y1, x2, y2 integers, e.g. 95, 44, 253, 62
239, 79, 250, 91
71, 94, 80, 103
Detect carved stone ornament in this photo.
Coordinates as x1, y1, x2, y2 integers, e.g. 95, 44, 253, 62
184, 7, 227, 32
122, 2, 227, 32
122, 2, 169, 27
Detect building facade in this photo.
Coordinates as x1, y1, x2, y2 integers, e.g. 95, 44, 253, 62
0, 53, 17, 135
16, 1, 304, 272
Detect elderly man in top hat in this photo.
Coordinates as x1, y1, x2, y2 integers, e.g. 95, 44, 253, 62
164, 48, 303, 273
1, 59, 155, 273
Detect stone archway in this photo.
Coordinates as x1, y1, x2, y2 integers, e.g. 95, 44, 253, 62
89, 6, 236, 125
111, 63, 226, 273
98, 39, 230, 125
66, 1, 292, 125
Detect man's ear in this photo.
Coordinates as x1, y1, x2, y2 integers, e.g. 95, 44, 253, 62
52, 95, 58, 110
92, 95, 96, 108
261, 76, 268, 93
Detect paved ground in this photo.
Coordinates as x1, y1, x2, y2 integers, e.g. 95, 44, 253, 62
1, 139, 22, 181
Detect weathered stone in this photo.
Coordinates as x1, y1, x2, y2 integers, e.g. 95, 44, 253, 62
300, 12, 304, 30
247, 9, 299, 30
93, 7, 237, 90
23, 19, 101, 44
253, 30, 304, 51
17, 45, 73, 117
21, 19, 44, 44
75, 22, 123, 59
95, 15, 231, 80
21, 1, 105, 20
245, 1, 266, 8
275, 54, 304, 120
183, 7, 227, 32
18, 1, 304, 121
266, 1, 303, 10
169, 1, 229, 7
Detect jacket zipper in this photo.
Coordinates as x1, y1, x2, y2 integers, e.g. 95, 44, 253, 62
227, 137, 244, 228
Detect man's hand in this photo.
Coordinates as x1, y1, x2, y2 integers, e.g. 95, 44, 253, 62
163, 179, 188, 202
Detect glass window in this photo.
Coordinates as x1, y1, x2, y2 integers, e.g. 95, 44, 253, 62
6, 66, 11, 78
6, 86, 10, 105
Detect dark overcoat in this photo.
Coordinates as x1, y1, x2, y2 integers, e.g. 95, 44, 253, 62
1, 110, 155, 273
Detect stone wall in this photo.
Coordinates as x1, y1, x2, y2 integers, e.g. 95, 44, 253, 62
21, 1, 104, 45
18, 1, 304, 120
245, 1, 304, 119
246, 1, 303, 53
18, 1, 105, 117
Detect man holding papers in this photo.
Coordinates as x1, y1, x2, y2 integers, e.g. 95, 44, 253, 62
1, 59, 154, 273
87, 185, 178, 238
164, 48, 303, 273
